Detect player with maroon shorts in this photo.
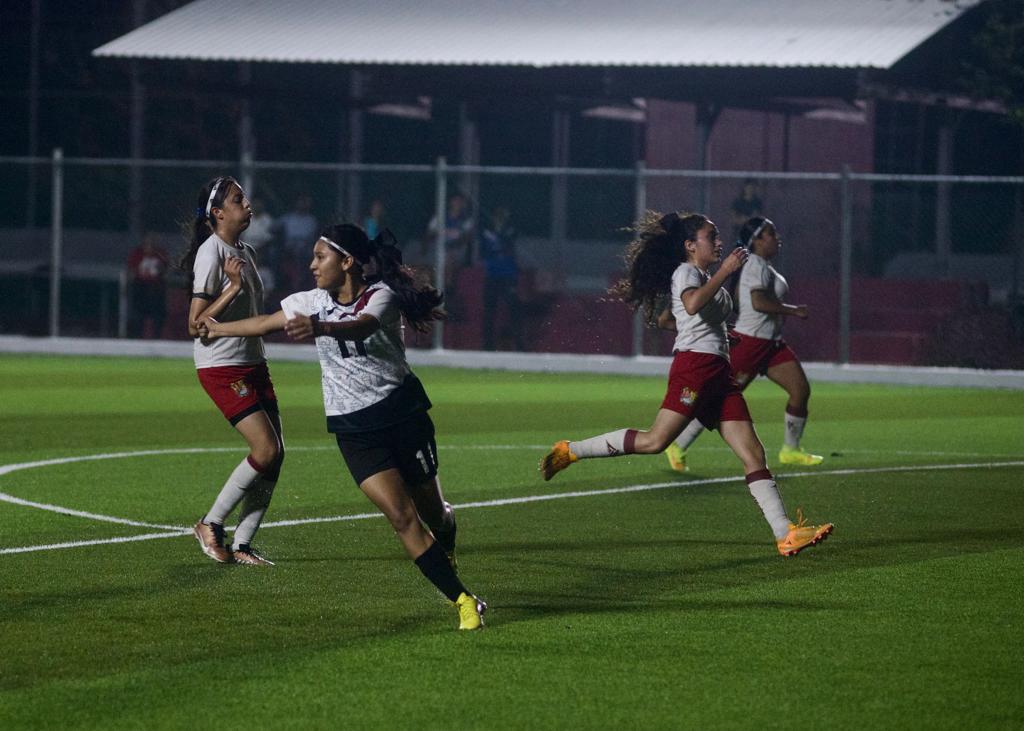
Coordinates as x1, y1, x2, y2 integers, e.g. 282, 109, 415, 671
539, 212, 832, 557
664, 216, 824, 471
182, 176, 284, 566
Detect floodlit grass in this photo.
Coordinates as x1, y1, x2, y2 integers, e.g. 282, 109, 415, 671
1, 354, 1022, 729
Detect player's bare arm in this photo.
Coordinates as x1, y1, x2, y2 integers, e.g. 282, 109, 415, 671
656, 308, 677, 331
287, 313, 380, 342
682, 248, 747, 315
203, 309, 287, 339
750, 289, 809, 319
187, 256, 245, 337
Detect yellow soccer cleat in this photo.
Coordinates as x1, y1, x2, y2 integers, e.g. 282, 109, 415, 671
776, 509, 834, 557
665, 442, 689, 472
539, 440, 578, 481
778, 445, 824, 466
455, 592, 487, 630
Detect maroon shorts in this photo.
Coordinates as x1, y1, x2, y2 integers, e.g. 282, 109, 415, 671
728, 332, 798, 389
661, 351, 751, 429
197, 362, 278, 425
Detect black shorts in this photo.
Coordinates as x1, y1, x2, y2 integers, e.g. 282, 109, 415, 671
335, 411, 439, 487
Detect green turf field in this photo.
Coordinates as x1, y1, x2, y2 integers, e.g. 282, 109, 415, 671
1, 353, 1022, 729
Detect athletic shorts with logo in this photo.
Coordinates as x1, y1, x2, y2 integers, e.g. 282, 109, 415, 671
728, 332, 798, 388
336, 410, 439, 486
197, 361, 278, 425
661, 351, 751, 429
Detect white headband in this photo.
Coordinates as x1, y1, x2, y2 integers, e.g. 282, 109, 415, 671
318, 236, 380, 279
204, 178, 225, 216
747, 218, 773, 247
319, 236, 351, 257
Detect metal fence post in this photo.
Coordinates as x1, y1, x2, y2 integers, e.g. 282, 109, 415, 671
839, 164, 853, 364
632, 160, 647, 357
49, 147, 64, 338
432, 157, 448, 351
118, 267, 128, 338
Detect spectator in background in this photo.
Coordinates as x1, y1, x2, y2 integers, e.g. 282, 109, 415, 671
277, 194, 318, 290
730, 179, 763, 241
126, 232, 170, 338
425, 192, 475, 317
479, 205, 525, 351
363, 199, 387, 240
245, 197, 278, 296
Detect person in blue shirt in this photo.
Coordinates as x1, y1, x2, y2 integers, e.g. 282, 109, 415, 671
479, 205, 525, 351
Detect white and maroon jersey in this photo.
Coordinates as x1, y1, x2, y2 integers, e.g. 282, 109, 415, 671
192, 234, 265, 369
280, 283, 431, 433
670, 262, 732, 358
733, 252, 789, 341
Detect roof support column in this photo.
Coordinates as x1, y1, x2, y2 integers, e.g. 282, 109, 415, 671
550, 108, 570, 263
128, 0, 148, 245
341, 70, 366, 222
238, 62, 254, 196
935, 109, 954, 277
458, 102, 480, 261
695, 102, 720, 212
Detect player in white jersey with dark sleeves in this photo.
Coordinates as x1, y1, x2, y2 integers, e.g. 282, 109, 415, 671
664, 216, 824, 472
200, 223, 486, 630
540, 211, 832, 557
182, 175, 284, 567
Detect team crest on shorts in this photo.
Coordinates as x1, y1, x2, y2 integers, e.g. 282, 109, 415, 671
679, 387, 697, 406
230, 379, 250, 397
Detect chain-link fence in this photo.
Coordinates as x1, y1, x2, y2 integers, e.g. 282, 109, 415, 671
2, 152, 1022, 367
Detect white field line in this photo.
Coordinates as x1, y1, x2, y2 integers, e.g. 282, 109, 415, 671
1, 447, 1022, 556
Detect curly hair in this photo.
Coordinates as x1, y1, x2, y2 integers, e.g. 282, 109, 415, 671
608, 210, 709, 326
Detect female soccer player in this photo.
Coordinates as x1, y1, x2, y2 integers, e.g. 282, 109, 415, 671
183, 175, 284, 566
200, 223, 486, 630
539, 212, 832, 557
664, 216, 824, 472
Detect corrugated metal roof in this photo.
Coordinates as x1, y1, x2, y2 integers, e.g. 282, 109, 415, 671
93, 0, 977, 69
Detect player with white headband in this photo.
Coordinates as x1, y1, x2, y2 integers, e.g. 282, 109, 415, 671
663, 215, 825, 471
199, 222, 487, 630
180, 175, 284, 566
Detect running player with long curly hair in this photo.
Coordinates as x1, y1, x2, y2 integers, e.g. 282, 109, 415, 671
539, 211, 832, 557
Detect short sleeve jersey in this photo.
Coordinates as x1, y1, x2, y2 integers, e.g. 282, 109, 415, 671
733, 253, 789, 340
670, 262, 732, 358
192, 234, 265, 369
281, 283, 431, 432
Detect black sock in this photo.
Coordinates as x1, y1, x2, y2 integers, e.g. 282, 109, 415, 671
414, 541, 467, 602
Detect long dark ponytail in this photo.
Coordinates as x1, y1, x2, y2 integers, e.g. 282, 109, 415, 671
609, 210, 709, 326
178, 176, 238, 289
322, 223, 445, 332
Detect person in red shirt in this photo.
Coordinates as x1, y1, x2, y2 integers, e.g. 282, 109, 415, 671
126, 232, 170, 338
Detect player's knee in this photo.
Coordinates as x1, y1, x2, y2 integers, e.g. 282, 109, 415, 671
252, 442, 282, 473
388, 507, 418, 535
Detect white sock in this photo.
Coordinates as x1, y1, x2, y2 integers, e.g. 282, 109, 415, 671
784, 412, 807, 448
674, 419, 705, 451
205, 457, 262, 526
747, 474, 791, 539
570, 429, 636, 458
232, 476, 276, 549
